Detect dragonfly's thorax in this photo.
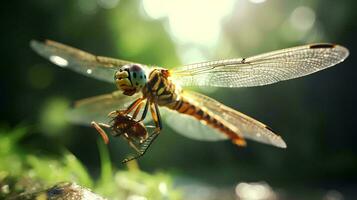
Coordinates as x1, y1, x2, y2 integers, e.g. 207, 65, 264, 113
114, 64, 148, 96
143, 68, 181, 107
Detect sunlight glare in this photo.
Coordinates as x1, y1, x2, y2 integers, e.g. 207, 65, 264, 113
49, 56, 68, 67
249, 0, 266, 4
142, 0, 168, 19
179, 46, 206, 64
158, 182, 168, 195
142, 0, 235, 47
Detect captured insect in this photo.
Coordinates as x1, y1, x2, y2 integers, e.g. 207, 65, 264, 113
31, 40, 349, 163
91, 110, 159, 163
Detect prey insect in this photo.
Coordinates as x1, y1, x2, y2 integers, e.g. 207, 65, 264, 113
30, 40, 349, 162
91, 107, 159, 163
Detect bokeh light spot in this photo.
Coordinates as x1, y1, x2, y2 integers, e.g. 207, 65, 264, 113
235, 182, 276, 200
323, 190, 344, 200
290, 6, 316, 32
28, 65, 54, 90
40, 97, 70, 136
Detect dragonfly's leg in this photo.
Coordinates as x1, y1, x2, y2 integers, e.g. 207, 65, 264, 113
91, 121, 110, 144
121, 102, 162, 163
134, 103, 162, 151
136, 102, 162, 147
140, 102, 162, 141
137, 128, 160, 154
122, 133, 141, 153
121, 131, 151, 163
138, 100, 149, 122
122, 132, 160, 164
132, 101, 144, 120
124, 98, 143, 115
154, 101, 162, 130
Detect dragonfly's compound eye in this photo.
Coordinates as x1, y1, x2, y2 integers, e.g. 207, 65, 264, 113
128, 64, 147, 89
115, 64, 147, 96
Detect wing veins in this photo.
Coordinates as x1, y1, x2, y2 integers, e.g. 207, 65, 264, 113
181, 91, 287, 147
170, 44, 349, 88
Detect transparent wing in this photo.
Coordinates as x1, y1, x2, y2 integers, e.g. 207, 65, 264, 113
170, 44, 349, 88
68, 91, 146, 126
162, 107, 228, 141
30, 40, 145, 83
163, 91, 286, 148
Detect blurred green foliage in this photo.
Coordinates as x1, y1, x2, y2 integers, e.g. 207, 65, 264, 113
0, 126, 181, 199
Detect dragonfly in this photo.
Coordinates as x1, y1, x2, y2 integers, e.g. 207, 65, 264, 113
30, 40, 349, 162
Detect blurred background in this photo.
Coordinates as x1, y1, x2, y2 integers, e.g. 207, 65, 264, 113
0, 0, 356, 199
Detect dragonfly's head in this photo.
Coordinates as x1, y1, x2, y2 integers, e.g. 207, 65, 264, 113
114, 64, 147, 96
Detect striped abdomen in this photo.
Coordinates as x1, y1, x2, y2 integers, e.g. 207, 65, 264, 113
168, 97, 246, 146
146, 69, 245, 145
